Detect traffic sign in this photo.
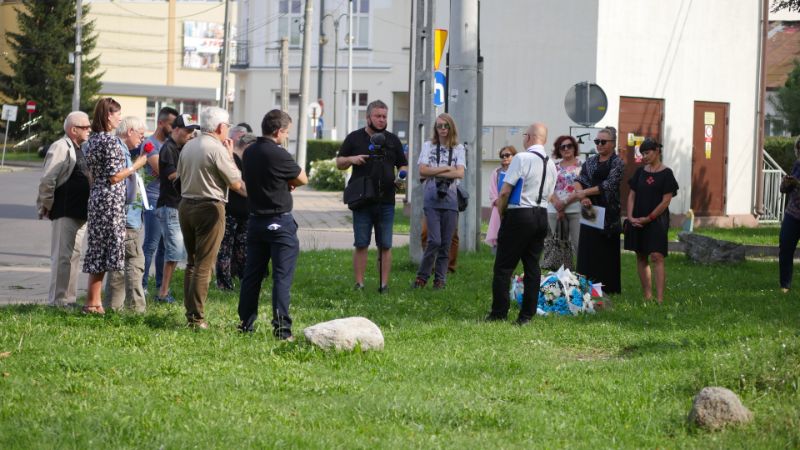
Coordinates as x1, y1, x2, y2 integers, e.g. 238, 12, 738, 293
1, 104, 18, 122
564, 82, 608, 127
25, 101, 36, 113
434, 29, 448, 71
433, 71, 446, 107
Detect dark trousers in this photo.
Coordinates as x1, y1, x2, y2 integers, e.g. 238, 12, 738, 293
216, 213, 248, 290
417, 207, 458, 282
238, 213, 300, 338
779, 214, 800, 289
490, 207, 549, 320
179, 199, 226, 324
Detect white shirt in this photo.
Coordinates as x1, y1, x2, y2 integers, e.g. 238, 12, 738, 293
502, 144, 557, 209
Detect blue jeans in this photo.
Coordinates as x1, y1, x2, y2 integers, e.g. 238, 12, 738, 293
417, 207, 458, 283
779, 213, 800, 289
352, 202, 395, 249
238, 214, 300, 338
142, 207, 164, 290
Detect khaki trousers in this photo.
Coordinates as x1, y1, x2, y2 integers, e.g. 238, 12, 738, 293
179, 199, 226, 324
103, 227, 146, 313
48, 217, 86, 306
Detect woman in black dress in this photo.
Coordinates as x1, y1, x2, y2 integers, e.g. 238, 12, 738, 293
625, 139, 679, 303
574, 127, 625, 293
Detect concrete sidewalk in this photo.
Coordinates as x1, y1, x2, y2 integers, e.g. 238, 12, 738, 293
0, 165, 407, 306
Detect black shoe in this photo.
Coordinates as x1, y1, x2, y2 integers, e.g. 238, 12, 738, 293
354, 282, 365, 291
514, 316, 532, 326
378, 285, 389, 294
237, 321, 254, 333
483, 313, 506, 322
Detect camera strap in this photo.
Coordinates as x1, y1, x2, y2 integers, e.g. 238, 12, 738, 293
435, 144, 454, 167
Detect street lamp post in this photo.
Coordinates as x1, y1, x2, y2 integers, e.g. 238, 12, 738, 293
322, 12, 347, 138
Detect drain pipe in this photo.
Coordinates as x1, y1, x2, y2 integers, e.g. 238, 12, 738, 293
754, 0, 768, 219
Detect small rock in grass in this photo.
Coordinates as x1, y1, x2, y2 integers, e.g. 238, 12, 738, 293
303, 317, 384, 351
688, 386, 753, 430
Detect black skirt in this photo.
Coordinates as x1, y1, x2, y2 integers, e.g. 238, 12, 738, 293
577, 224, 621, 294
623, 214, 669, 256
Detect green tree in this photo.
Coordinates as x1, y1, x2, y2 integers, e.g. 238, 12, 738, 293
771, 60, 800, 136
0, 0, 102, 146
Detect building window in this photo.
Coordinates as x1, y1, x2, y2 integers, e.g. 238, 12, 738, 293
352, 0, 370, 48
146, 98, 205, 132
278, 0, 303, 47
349, 92, 368, 129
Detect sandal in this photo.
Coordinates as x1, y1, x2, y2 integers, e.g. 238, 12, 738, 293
81, 305, 105, 315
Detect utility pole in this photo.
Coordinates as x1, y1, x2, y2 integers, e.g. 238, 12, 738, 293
296, 0, 314, 169
71, 0, 83, 111
449, 0, 480, 251
280, 37, 289, 147
346, 0, 353, 134
317, 0, 325, 103
408, 0, 434, 264
219, 0, 232, 110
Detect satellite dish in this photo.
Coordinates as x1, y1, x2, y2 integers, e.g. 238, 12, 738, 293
564, 82, 608, 127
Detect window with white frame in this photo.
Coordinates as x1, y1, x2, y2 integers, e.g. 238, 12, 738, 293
351, 0, 370, 48
278, 0, 303, 47
348, 92, 368, 129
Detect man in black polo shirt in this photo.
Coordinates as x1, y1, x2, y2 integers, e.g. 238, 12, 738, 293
155, 114, 199, 303
335, 99, 408, 293
237, 109, 307, 341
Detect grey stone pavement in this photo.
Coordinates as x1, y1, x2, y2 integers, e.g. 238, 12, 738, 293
0, 164, 407, 306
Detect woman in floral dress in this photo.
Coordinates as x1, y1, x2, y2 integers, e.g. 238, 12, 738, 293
547, 135, 582, 258
82, 98, 147, 314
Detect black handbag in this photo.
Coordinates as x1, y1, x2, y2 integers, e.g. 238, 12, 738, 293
457, 185, 468, 212
343, 176, 378, 210
541, 218, 574, 271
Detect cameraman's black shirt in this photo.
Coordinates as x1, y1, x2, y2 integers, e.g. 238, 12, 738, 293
338, 128, 407, 203
242, 136, 301, 215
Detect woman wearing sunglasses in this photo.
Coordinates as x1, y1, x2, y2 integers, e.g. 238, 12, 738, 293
485, 145, 517, 250
547, 135, 582, 258
625, 138, 678, 303
413, 113, 465, 289
574, 126, 624, 294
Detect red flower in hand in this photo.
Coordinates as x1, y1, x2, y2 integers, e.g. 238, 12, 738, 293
143, 141, 155, 154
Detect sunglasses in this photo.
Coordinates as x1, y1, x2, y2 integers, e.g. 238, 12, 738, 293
594, 139, 611, 146
74, 125, 91, 130
435, 123, 450, 129
559, 143, 574, 150
500, 153, 512, 158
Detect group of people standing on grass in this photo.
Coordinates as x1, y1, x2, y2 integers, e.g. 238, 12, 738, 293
38, 95, 683, 336
38, 98, 307, 340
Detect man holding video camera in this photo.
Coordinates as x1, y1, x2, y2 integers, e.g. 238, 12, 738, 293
336, 100, 408, 293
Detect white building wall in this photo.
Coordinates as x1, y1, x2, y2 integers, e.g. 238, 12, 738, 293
233, 0, 411, 147
476, 0, 599, 206
596, 0, 761, 217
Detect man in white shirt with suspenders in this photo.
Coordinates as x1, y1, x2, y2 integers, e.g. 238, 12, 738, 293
486, 122, 557, 326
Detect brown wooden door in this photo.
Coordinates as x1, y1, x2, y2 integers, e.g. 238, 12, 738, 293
691, 102, 728, 216
617, 97, 664, 207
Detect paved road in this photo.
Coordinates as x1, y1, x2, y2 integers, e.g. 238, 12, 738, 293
0, 165, 407, 305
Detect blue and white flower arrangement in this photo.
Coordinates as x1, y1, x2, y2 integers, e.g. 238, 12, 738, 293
510, 266, 599, 316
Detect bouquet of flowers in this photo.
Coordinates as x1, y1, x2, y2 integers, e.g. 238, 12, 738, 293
510, 266, 600, 316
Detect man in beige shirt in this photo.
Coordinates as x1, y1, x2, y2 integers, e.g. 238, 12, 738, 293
177, 106, 244, 328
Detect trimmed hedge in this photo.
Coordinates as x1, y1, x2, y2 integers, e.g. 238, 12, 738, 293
306, 139, 342, 172
765, 136, 797, 174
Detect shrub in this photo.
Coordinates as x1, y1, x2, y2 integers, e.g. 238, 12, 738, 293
765, 136, 796, 174
309, 158, 346, 191
307, 140, 342, 172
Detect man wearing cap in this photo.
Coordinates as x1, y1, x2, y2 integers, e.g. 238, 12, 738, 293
36, 111, 92, 307
154, 114, 199, 303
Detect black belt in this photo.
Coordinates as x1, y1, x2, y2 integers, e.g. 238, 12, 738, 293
183, 197, 220, 204
250, 211, 290, 218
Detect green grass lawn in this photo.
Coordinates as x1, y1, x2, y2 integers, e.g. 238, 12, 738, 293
1, 248, 798, 448
0, 150, 42, 162
393, 205, 489, 235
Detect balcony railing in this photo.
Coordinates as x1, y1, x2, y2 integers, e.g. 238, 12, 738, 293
232, 41, 248, 69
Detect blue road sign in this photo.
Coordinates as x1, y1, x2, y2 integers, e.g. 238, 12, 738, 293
433, 71, 446, 106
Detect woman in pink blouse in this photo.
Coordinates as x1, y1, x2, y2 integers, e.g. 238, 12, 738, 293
547, 135, 582, 257
484, 145, 517, 250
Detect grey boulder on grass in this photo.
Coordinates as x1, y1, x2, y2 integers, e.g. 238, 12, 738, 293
688, 386, 753, 430
303, 317, 384, 351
